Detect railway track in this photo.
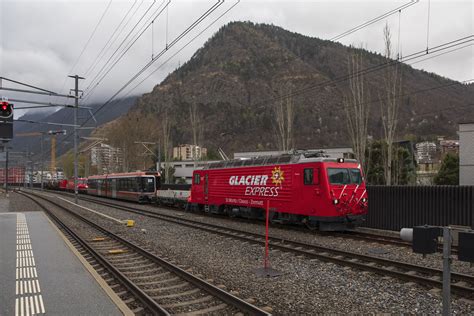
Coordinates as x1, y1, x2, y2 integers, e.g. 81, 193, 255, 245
18, 191, 270, 316
63, 193, 474, 300
34, 188, 456, 253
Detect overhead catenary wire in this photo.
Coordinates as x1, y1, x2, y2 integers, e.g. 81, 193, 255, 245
53, 0, 114, 104
82, 0, 162, 97
52, 0, 226, 153
330, 0, 418, 42
82, 0, 221, 105
426, 0, 431, 53
83, 0, 140, 77
58, 33, 473, 154
81, 0, 169, 104
68, 0, 114, 75
122, 0, 241, 99
83, 0, 419, 105
250, 35, 473, 108
83, 0, 223, 117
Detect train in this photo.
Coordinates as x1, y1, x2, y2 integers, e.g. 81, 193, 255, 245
188, 153, 367, 231
46, 178, 89, 193
46, 152, 368, 231
87, 172, 159, 203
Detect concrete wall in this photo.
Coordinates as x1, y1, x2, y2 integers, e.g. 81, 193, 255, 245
459, 123, 474, 185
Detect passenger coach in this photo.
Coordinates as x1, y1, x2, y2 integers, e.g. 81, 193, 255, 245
87, 171, 159, 203
189, 152, 368, 231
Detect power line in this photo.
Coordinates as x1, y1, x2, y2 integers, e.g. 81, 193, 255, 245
123, 0, 241, 99
83, 0, 224, 119
82, 0, 170, 103
54, 0, 225, 152
408, 43, 473, 66
250, 35, 473, 108
83, 0, 139, 77
68, 0, 114, 74
82, 0, 162, 97
330, 0, 418, 42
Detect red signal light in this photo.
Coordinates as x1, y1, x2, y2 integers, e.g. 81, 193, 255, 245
0, 102, 13, 118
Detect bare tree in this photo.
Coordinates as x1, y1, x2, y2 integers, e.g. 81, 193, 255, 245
380, 23, 402, 185
274, 82, 294, 151
189, 100, 203, 165
343, 48, 370, 172
162, 110, 172, 183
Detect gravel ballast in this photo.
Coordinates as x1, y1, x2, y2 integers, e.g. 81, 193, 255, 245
19, 190, 474, 314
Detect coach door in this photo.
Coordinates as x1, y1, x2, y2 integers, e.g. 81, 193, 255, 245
111, 178, 117, 198
204, 174, 208, 201
303, 167, 321, 211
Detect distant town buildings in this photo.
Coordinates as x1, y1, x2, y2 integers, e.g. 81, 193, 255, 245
459, 122, 474, 185
91, 143, 124, 174
415, 138, 460, 185
415, 142, 437, 164
173, 144, 207, 161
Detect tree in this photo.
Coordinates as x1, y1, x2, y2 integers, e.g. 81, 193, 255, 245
380, 23, 402, 185
273, 82, 294, 151
434, 153, 459, 185
189, 99, 203, 166
162, 110, 172, 183
343, 47, 370, 172
365, 140, 386, 185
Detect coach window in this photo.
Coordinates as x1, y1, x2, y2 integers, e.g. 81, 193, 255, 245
194, 173, 200, 185
304, 168, 313, 185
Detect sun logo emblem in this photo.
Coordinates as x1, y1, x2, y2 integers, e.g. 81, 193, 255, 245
271, 166, 285, 186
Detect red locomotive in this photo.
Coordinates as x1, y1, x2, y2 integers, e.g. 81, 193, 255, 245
65, 178, 88, 193
189, 152, 368, 231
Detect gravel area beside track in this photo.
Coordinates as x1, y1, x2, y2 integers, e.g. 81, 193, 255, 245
27, 190, 474, 314
61, 191, 474, 275
1, 191, 42, 213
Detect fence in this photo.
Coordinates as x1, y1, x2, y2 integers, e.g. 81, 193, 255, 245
364, 186, 474, 231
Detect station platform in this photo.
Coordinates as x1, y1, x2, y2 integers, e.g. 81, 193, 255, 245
0, 211, 130, 316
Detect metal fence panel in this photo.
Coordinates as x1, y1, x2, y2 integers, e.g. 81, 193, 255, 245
364, 186, 474, 231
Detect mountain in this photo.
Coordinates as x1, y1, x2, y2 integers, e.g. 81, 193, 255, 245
11, 96, 137, 158
91, 22, 474, 162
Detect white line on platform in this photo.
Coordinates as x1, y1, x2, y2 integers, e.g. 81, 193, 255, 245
55, 195, 125, 224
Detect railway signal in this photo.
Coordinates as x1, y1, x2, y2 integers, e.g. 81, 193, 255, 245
0, 101, 13, 118
0, 98, 14, 141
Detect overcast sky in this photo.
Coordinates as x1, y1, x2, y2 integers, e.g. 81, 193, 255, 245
0, 0, 472, 118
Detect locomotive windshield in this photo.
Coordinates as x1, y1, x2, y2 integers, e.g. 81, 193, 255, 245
141, 177, 156, 192
327, 168, 362, 185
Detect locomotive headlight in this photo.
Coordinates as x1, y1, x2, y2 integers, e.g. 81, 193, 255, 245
337, 158, 345, 163
361, 198, 367, 203
333, 199, 339, 205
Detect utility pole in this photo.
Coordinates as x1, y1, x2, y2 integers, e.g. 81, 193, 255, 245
134, 141, 159, 171
4, 144, 8, 194
40, 133, 44, 190
68, 75, 84, 204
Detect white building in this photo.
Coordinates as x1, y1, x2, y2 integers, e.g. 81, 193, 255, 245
173, 144, 207, 161
91, 143, 123, 174
167, 160, 220, 184
459, 122, 474, 185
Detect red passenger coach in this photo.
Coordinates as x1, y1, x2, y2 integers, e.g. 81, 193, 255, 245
189, 152, 368, 231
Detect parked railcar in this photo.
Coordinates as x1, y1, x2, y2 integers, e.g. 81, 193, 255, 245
188, 152, 368, 231
65, 178, 88, 193
87, 172, 159, 203
157, 183, 191, 208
